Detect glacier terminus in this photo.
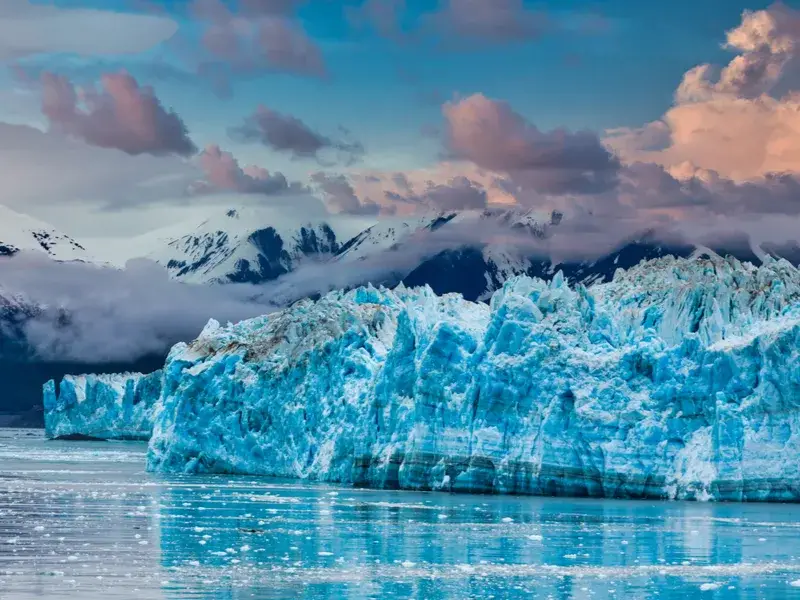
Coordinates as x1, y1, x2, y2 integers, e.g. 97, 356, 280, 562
45, 254, 800, 502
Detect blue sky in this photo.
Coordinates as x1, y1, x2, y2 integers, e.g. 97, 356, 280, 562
14, 0, 785, 177
4, 0, 800, 235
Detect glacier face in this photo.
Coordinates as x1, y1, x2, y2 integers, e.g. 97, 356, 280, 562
44, 371, 162, 440
143, 254, 800, 501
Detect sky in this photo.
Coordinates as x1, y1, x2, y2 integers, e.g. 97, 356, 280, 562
3, 0, 800, 236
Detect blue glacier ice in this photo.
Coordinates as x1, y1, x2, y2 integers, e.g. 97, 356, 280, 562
135, 253, 800, 501
44, 371, 162, 440
42, 254, 800, 500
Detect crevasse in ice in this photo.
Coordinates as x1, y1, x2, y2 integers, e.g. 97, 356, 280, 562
137, 254, 800, 501
44, 371, 162, 440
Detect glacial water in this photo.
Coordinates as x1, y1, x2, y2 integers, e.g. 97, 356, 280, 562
3, 430, 800, 599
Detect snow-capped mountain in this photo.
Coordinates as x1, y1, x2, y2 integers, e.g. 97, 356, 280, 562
0, 205, 90, 261
334, 211, 458, 262
335, 208, 552, 264
3, 202, 789, 302
334, 208, 559, 300
150, 208, 341, 284
97, 205, 373, 285
6, 202, 800, 428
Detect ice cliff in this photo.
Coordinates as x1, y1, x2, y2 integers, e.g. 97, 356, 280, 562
44, 371, 162, 440
133, 254, 800, 501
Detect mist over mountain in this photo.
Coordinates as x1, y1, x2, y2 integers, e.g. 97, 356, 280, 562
4, 201, 800, 425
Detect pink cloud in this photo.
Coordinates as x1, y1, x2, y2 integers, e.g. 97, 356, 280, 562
386, 175, 488, 211
256, 18, 326, 78
349, 162, 517, 215
190, 144, 297, 195
310, 172, 381, 215
190, 0, 326, 80
232, 105, 364, 164
347, 0, 407, 40
443, 93, 619, 194
430, 0, 550, 42
606, 4, 800, 182
41, 71, 196, 157
238, 0, 306, 16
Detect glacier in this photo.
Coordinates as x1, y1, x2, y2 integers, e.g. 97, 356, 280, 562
44, 371, 162, 440
142, 254, 800, 501
46, 253, 800, 501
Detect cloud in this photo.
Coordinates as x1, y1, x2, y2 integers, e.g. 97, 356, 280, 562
584, 161, 800, 225
0, 122, 197, 215
255, 208, 800, 304
238, 0, 307, 17
347, 0, 408, 40
348, 0, 550, 44
189, 144, 302, 195
0, 0, 177, 59
255, 18, 327, 77
392, 172, 412, 191
310, 172, 381, 214
386, 176, 488, 211
427, 0, 550, 43
443, 93, 620, 195
347, 1, 612, 48
349, 138, 800, 224
232, 105, 365, 164
5, 207, 800, 365
605, 4, 800, 181
0, 252, 278, 363
676, 5, 800, 102
191, 0, 326, 80
41, 71, 196, 157
350, 162, 518, 215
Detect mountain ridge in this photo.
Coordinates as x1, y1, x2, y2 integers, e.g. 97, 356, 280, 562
3, 203, 800, 424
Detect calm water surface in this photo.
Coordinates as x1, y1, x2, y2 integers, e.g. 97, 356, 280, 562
3, 429, 800, 599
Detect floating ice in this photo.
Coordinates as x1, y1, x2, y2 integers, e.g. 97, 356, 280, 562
44, 371, 162, 440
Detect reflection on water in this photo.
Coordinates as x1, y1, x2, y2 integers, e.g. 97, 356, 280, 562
2, 429, 800, 599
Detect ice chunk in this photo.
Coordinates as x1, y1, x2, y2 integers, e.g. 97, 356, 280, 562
44, 371, 163, 440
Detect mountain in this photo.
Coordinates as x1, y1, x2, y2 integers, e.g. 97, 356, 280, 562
0, 204, 374, 425
5, 202, 800, 427
145, 208, 339, 284
335, 208, 556, 300
402, 234, 697, 301
49, 253, 800, 502
0, 205, 90, 261
99, 205, 372, 285
0, 207, 161, 425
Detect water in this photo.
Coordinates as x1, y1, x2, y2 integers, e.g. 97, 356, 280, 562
3, 430, 800, 599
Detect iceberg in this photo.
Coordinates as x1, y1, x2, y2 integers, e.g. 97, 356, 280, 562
139, 253, 800, 501
44, 371, 162, 440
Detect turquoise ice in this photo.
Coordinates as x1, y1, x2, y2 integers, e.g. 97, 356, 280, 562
46, 253, 800, 501
44, 371, 162, 440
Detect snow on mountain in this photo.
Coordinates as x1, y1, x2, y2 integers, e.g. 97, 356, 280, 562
336, 208, 553, 264
97, 205, 376, 285
48, 253, 800, 501
336, 208, 559, 300
0, 205, 90, 261
0, 206, 92, 378
1, 202, 796, 301
335, 212, 457, 262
